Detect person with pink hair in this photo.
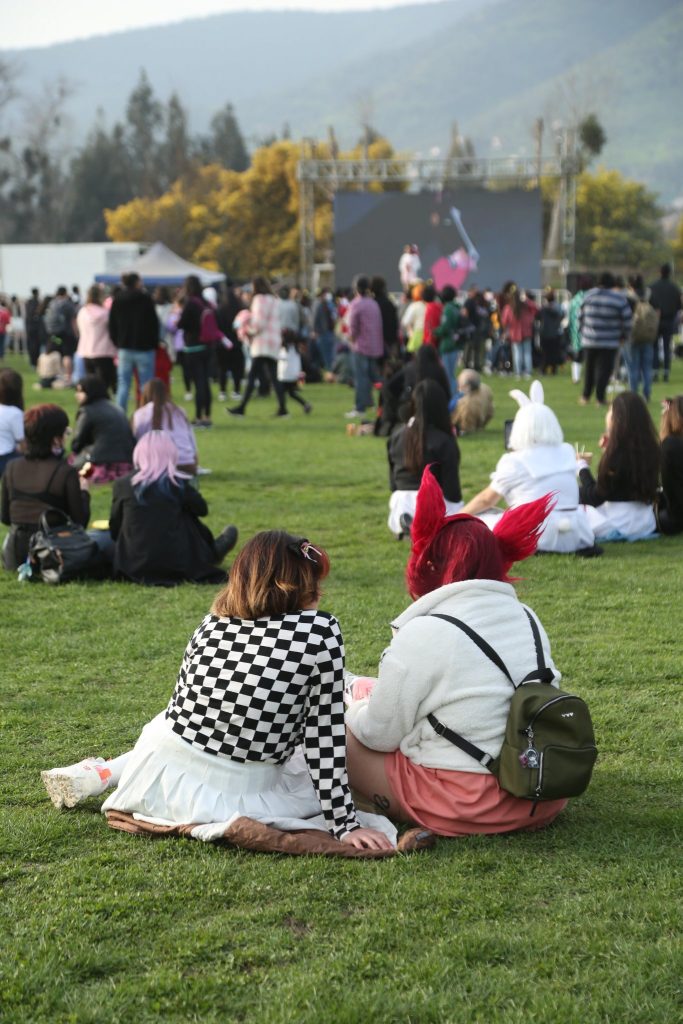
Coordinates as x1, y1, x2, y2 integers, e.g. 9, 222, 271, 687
344, 465, 569, 837
108, 431, 237, 585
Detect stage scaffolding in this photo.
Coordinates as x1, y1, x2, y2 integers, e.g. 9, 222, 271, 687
296, 147, 579, 289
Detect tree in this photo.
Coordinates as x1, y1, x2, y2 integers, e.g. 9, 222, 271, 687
672, 214, 683, 268
199, 103, 249, 172
575, 168, 667, 270
161, 93, 192, 190
63, 118, 132, 241
125, 70, 163, 196
578, 113, 606, 163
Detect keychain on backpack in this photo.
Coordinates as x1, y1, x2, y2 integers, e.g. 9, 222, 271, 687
519, 747, 539, 769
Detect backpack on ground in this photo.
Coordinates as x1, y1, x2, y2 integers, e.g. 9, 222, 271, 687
427, 609, 597, 809
631, 300, 660, 345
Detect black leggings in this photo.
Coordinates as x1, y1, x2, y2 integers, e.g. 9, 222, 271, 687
84, 357, 117, 393
239, 357, 286, 413
582, 348, 615, 403
184, 348, 212, 420
283, 381, 307, 407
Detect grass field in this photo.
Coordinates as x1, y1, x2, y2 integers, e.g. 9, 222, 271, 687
1, 355, 681, 1024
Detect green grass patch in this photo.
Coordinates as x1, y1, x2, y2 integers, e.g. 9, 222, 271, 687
1, 357, 681, 1023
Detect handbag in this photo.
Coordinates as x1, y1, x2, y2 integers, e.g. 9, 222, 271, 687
28, 509, 99, 584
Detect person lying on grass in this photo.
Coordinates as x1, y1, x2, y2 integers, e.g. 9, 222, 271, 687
344, 465, 568, 837
42, 530, 394, 852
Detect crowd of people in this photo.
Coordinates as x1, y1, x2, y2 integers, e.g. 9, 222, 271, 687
0, 258, 680, 854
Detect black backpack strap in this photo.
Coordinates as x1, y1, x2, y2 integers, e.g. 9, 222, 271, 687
427, 712, 494, 768
521, 609, 555, 685
430, 613, 516, 687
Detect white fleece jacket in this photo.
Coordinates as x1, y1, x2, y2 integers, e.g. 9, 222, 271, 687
345, 579, 560, 773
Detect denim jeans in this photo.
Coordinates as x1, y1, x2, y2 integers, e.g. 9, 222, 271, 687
352, 351, 380, 413
441, 349, 460, 396
627, 343, 654, 399
116, 348, 156, 411
317, 331, 337, 370
512, 338, 532, 377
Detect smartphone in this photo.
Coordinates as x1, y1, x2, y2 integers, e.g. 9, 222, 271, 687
504, 419, 514, 451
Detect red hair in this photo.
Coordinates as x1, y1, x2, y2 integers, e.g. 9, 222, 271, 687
406, 466, 554, 599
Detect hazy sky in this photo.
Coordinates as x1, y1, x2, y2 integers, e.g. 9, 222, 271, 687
5, 0, 442, 50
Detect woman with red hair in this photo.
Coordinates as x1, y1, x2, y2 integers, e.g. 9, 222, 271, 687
345, 466, 568, 836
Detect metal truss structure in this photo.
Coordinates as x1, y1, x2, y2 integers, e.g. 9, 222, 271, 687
296, 148, 580, 288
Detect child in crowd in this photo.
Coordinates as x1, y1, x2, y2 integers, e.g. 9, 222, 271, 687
41, 530, 393, 853
277, 331, 312, 415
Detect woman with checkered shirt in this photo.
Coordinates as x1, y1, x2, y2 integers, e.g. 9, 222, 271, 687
41, 531, 394, 852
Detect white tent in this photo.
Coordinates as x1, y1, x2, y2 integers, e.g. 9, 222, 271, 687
95, 241, 225, 287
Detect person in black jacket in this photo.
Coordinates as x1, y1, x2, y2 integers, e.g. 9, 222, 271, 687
71, 376, 135, 483
108, 273, 160, 412
649, 264, 682, 383
656, 395, 683, 535
371, 276, 399, 361
1, 404, 90, 570
214, 281, 245, 400
109, 431, 237, 585
387, 379, 462, 537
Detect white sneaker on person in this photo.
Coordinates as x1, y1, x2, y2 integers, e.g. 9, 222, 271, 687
344, 409, 362, 419
230, 391, 242, 401
184, 391, 192, 401
217, 392, 227, 402
41, 757, 114, 809
197, 466, 212, 476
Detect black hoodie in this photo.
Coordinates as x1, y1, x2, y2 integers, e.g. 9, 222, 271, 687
108, 288, 159, 351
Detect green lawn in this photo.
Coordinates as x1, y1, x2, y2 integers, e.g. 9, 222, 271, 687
1, 356, 681, 1024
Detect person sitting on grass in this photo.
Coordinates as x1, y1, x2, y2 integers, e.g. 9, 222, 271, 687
70, 375, 135, 484
0, 368, 25, 477
387, 379, 462, 539
41, 530, 394, 853
656, 395, 683, 535
108, 431, 237, 586
344, 466, 568, 838
577, 391, 661, 541
132, 377, 199, 477
1, 404, 90, 571
461, 381, 597, 555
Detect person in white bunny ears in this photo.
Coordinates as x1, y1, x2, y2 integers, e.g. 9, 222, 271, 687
461, 381, 599, 555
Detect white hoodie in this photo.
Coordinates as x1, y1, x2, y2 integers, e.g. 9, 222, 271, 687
346, 579, 560, 773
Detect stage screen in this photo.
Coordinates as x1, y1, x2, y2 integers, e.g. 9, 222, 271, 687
333, 187, 542, 293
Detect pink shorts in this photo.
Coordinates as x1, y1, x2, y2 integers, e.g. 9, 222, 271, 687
385, 749, 567, 837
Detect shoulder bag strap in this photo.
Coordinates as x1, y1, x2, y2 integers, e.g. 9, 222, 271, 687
521, 608, 555, 685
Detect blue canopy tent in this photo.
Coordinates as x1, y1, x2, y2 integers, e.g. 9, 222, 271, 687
94, 241, 226, 288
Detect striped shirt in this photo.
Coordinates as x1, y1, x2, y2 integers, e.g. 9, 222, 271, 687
579, 288, 632, 349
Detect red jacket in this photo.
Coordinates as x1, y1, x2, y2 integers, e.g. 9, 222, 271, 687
502, 300, 537, 343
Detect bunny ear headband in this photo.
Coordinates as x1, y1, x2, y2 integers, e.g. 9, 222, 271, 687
410, 466, 555, 576
509, 380, 545, 408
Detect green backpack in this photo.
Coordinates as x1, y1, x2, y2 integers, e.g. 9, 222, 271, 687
428, 609, 597, 808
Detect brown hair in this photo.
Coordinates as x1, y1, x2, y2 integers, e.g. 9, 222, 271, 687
141, 377, 173, 430
211, 531, 330, 619
660, 396, 683, 440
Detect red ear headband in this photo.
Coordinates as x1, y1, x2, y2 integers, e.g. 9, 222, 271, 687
411, 465, 555, 577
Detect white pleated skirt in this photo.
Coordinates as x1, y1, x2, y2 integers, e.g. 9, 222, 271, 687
479, 506, 596, 553
101, 713, 395, 842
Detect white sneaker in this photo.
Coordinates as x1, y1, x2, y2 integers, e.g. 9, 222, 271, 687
230, 391, 242, 401
184, 391, 192, 401
344, 409, 362, 419
197, 466, 212, 476
41, 757, 114, 809
217, 392, 227, 402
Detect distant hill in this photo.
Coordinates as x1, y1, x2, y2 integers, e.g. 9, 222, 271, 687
4, 0, 681, 201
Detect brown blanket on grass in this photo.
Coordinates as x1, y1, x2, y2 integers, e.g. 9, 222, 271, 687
105, 810, 434, 859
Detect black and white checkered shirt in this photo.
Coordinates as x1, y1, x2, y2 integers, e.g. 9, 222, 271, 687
165, 610, 359, 839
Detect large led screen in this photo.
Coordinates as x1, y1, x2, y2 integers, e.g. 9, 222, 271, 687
334, 187, 542, 292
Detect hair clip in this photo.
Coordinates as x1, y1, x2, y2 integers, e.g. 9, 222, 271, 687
287, 538, 321, 563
